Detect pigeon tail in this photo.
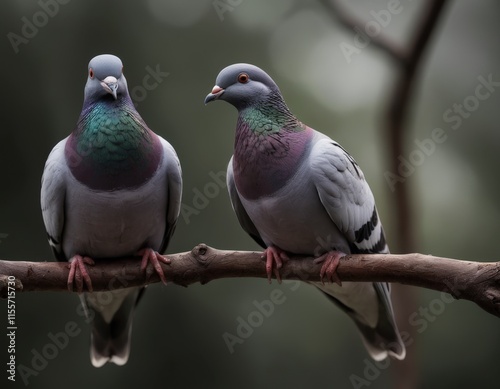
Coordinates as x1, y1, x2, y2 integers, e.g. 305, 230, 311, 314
86, 288, 144, 367
322, 283, 406, 361
90, 317, 132, 367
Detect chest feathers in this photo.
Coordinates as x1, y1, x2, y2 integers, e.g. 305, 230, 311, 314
65, 101, 162, 191
233, 106, 313, 200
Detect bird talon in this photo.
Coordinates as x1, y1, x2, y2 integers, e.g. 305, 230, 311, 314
316, 251, 345, 287
262, 246, 287, 284
67, 255, 95, 293
274, 268, 282, 284
157, 254, 171, 265
138, 248, 170, 285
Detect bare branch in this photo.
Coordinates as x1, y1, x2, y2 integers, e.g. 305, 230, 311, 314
386, 0, 449, 252
318, 0, 407, 64
315, 2, 450, 386
319, 0, 449, 252
1, 244, 499, 318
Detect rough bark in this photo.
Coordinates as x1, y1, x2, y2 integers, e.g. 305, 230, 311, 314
1, 244, 499, 318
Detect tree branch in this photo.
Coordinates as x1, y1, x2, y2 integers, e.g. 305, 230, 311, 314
319, 0, 449, 252
318, 0, 407, 64
1, 244, 499, 317
386, 0, 449, 252
376, 4, 449, 384
312, 2, 450, 386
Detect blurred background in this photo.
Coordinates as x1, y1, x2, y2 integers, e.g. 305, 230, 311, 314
1, 0, 500, 388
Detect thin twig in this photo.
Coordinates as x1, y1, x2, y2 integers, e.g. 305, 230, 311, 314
318, 0, 407, 64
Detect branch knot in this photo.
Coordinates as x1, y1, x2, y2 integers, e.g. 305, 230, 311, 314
191, 243, 212, 266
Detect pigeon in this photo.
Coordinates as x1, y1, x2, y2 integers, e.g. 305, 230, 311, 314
41, 54, 182, 367
204, 63, 405, 361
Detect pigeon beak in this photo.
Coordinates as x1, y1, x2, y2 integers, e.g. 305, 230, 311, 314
204, 85, 224, 104
101, 76, 118, 100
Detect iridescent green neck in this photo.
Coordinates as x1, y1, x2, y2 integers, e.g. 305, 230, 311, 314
239, 92, 304, 135
233, 92, 313, 200
66, 100, 162, 191
76, 101, 148, 166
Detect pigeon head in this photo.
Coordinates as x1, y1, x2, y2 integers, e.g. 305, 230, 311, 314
204, 63, 282, 109
84, 54, 129, 102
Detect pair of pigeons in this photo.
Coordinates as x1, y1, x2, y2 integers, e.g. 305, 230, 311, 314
40, 54, 406, 367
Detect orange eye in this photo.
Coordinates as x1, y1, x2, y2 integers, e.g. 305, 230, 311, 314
89, 68, 94, 79
238, 72, 249, 83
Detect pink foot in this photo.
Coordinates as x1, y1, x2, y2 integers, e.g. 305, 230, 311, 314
138, 248, 171, 285
261, 246, 289, 284
314, 251, 345, 286
68, 255, 95, 293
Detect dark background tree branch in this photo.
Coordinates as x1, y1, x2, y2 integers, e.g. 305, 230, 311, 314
1, 244, 499, 318
318, 2, 449, 386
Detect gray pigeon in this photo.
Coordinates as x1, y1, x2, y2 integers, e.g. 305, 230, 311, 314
41, 54, 182, 367
205, 63, 405, 361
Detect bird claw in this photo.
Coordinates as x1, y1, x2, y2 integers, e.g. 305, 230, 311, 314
314, 251, 345, 286
261, 246, 289, 284
68, 255, 95, 293
138, 248, 171, 285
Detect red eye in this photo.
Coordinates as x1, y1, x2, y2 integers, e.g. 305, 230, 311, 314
238, 72, 249, 83
89, 68, 94, 79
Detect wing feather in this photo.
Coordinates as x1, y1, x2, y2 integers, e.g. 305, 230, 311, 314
309, 138, 388, 254
159, 139, 182, 253
40, 138, 69, 261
